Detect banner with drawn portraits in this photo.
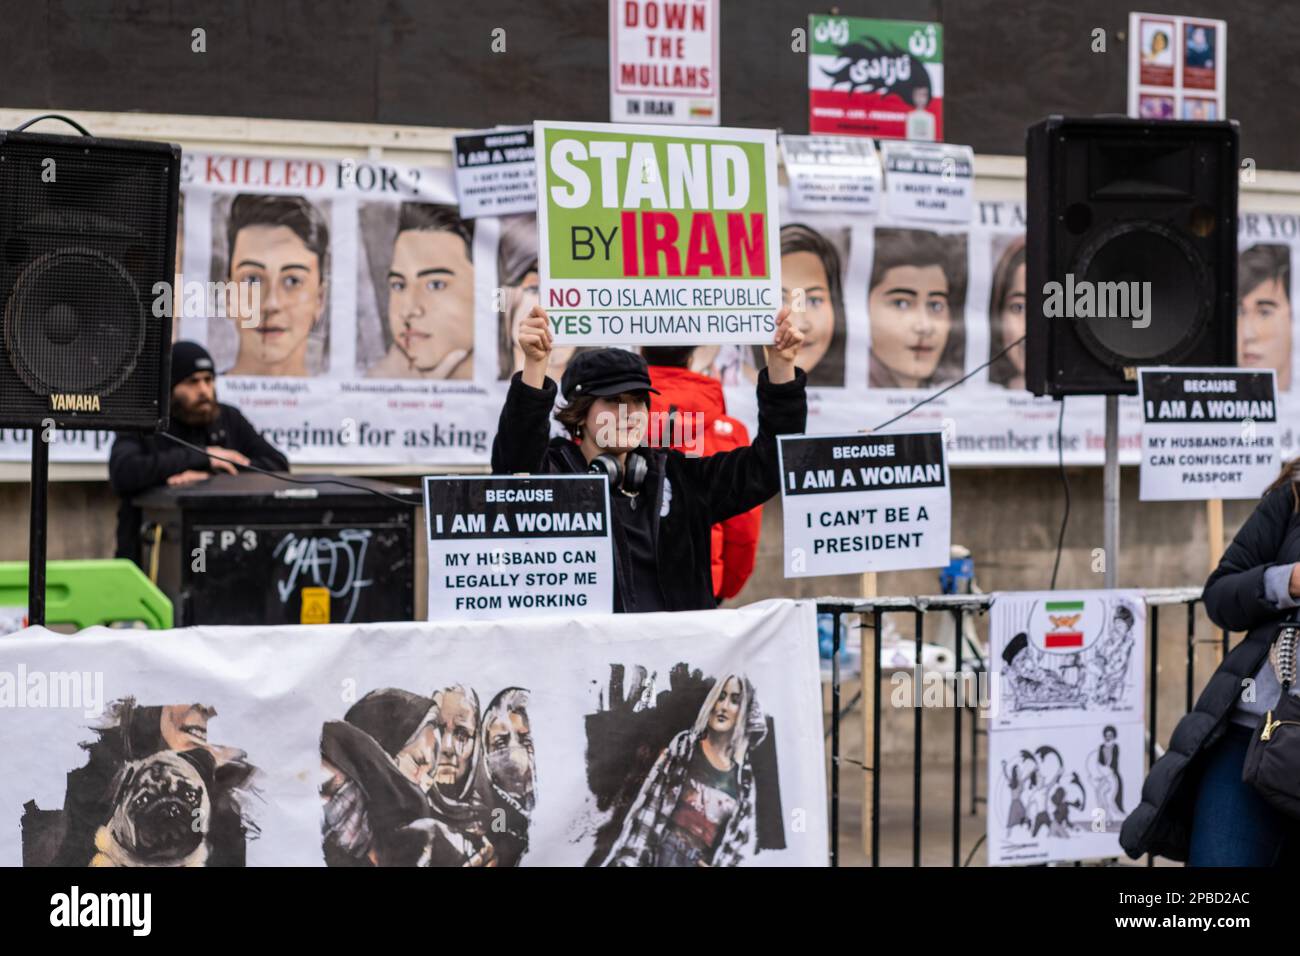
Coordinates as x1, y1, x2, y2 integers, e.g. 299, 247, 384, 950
1, 600, 827, 867
4, 152, 1298, 470
161, 152, 503, 465
724, 200, 1300, 468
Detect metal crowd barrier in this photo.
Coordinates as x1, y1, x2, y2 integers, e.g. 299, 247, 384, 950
815, 587, 1223, 868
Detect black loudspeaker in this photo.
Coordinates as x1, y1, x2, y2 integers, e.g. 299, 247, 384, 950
1026, 116, 1238, 396
0, 129, 181, 429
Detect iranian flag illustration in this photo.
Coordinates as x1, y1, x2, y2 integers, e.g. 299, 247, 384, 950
1043, 600, 1086, 648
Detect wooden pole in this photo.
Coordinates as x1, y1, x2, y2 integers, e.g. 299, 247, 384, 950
1206, 498, 1225, 575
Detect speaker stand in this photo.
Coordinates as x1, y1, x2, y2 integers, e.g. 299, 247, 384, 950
1103, 395, 1120, 589
28, 430, 48, 626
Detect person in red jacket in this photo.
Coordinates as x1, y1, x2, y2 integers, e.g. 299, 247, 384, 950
641, 346, 762, 603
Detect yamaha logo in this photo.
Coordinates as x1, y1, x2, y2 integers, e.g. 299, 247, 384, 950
49, 393, 102, 413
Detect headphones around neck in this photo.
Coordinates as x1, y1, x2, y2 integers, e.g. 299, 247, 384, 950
589, 450, 648, 494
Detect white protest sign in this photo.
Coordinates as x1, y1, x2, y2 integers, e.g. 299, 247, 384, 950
423, 475, 613, 618
452, 126, 537, 218
1138, 367, 1279, 501
780, 134, 881, 214
535, 120, 781, 346
777, 431, 951, 577
609, 0, 720, 125
880, 141, 974, 223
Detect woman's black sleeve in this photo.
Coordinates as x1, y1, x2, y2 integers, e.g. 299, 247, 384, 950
680, 368, 808, 525
490, 372, 559, 474
1203, 484, 1296, 632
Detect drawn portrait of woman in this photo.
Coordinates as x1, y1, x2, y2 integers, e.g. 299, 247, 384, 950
602, 674, 767, 867
987, 235, 1027, 390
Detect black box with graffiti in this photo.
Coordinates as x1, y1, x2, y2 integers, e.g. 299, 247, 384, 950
135, 473, 420, 626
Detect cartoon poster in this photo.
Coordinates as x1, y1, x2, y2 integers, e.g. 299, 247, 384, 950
988, 722, 1142, 865
0, 599, 826, 867
808, 15, 944, 141
988, 590, 1146, 730
987, 590, 1146, 865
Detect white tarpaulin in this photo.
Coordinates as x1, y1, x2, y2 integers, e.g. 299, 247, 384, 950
0, 599, 826, 867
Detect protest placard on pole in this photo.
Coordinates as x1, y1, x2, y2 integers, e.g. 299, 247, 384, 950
609, 0, 720, 125
452, 126, 537, 218
423, 474, 613, 619
880, 141, 974, 223
780, 134, 882, 214
778, 431, 951, 577
1137, 367, 1278, 501
534, 120, 781, 346
808, 15, 944, 141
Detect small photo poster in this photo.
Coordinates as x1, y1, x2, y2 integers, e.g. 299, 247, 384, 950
1127, 12, 1226, 121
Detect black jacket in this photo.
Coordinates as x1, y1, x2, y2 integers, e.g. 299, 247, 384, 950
490, 368, 807, 612
108, 403, 289, 566
1120, 483, 1297, 861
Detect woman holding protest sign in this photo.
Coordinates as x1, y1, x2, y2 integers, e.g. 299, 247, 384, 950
491, 305, 807, 613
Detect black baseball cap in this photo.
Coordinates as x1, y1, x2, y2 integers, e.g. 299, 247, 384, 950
560, 348, 660, 401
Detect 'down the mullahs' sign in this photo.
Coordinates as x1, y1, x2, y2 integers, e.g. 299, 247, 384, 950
534, 120, 781, 346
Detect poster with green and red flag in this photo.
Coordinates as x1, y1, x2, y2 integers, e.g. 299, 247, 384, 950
534, 120, 781, 345
808, 15, 944, 141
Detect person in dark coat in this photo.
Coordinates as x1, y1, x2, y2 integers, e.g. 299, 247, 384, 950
108, 341, 290, 567
491, 305, 807, 613
1121, 461, 1300, 864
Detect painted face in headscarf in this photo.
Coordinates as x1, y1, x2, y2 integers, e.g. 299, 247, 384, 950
395, 720, 440, 794
432, 688, 479, 793
483, 690, 534, 807
708, 677, 743, 735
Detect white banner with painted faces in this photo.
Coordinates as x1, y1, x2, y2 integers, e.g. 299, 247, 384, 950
171, 152, 503, 464
719, 202, 1300, 467
0, 599, 827, 867
11, 183, 1300, 470
0, 151, 509, 466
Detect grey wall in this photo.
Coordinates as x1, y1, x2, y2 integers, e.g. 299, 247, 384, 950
8, 464, 1253, 595
4, 1, 1298, 169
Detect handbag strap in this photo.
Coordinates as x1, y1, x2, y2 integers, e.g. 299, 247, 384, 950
1276, 625, 1298, 692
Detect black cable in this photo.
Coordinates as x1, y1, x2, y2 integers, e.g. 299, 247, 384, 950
870, 335, 1026, 433
159, 431, 418, 507
13, 113, 92, 136
1050, 396, 1070, 590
